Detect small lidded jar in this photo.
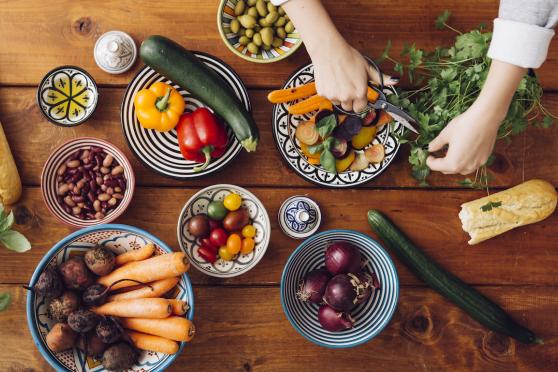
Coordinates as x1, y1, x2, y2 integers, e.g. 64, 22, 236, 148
94, 31, 137, 74
278, 195, 321, 239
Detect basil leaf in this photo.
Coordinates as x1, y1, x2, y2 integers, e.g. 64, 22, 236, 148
0, 293, 10, 312
0, 230, 31, 253
0, 211, 14, 233
307, 143, 324, 155
0, 203, 4, 220
316, 113, 337, 139
320, 149, 337, 174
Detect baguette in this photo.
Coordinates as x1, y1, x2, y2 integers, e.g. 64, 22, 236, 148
0, 121, 22, 205
459, 179, 557, 245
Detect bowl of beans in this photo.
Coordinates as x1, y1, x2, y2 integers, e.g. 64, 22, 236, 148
41, 137, 135, 228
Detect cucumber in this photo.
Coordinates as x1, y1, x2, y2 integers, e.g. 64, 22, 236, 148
140, 35, 259, 152
367, 209, 542, 345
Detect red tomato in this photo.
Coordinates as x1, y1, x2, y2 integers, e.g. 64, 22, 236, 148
210, 228, 229, 247
201, 238, 218, 253
209, 219, 222, 231
198, 245, 217, 263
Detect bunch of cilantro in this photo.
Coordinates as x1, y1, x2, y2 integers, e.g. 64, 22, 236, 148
379, 11, 555, 187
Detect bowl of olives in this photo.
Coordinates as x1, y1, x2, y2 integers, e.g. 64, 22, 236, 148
26, 224, 194, 372
217, 0, 302, 63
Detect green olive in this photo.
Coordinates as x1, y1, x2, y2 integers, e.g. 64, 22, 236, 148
252, 32, 262, 47
247, 42, 259, 54
230, 19, 240, 34
256, 0, 268, 17
259, 18, 270, 27
247, 0, 257, 5
278, 6, 286, 15
234, 0, 246, 16
274, 16, 286, 27
267, 2, 276, 13
260, 27, 274, 46
254, 23, 261, 31
238, 14, 257, 29
272, 37, 283, 48
247, 7, 258, 17
265, 11, 278, 25
276, 27, 286, 39
239, 27, 246, 36
245, 28, 255, 38
285, 21, 295, 33
239, 36, 250, 46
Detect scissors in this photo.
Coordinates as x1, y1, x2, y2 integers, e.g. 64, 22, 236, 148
332, 58, 419, 134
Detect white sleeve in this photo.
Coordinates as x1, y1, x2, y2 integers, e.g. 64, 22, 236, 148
270, 0, 289, 5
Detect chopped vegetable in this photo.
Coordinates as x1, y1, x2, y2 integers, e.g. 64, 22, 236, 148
287, 95, 331, 115
115, 243, 155, 266
121, 316, 195, 342
295, 121, 320, 145
267, 82, 317, 103
351, 126, 377, 150
335, 151, 355, 173
364, 144, 385, 164
349, 151, 369, 171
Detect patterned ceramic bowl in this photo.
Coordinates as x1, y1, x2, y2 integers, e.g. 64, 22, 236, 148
177, 184, 270, 278
217, 0, 302, 63
37, 65, 99, 126
280, 230, 399, 348
26, 224, 194, 372
41, 137, 135, 229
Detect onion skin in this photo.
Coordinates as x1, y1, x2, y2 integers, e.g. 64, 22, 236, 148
324, 242, 362, 276
323, 274, 359, 312
297, 268, 331, 304
318, 304, 354, 332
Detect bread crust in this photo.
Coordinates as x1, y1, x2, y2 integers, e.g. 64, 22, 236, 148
0, 122, 22, 205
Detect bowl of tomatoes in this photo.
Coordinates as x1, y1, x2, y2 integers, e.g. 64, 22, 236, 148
177, 184, 270, 278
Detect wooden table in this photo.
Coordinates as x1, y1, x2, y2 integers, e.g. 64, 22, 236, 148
1, 1, 558, 370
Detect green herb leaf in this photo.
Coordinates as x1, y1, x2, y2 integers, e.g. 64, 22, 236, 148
542, 115, 553, 128
0, 293, 10, 311
320, 149, 337, 174
308, 143, 324, 155
459, 178, 474, 188
316, 113, 337, 139
394, 63, 404, 76
0, 211, 14, 233
435, 10, 451, 29
480, 201, 502, 212
0, 203, 4, 219
0, 230, 31, 253
377, 39, 392, 63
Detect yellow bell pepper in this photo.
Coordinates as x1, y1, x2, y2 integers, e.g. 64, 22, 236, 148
133, 82, 185, 132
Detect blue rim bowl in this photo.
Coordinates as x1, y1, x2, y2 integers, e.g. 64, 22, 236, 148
280, 229, 399, 348
26, 224, 194, 371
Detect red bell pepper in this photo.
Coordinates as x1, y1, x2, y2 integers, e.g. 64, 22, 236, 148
176, 107, 228, 172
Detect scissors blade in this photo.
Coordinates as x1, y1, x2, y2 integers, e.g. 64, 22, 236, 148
371, 100, 419, 134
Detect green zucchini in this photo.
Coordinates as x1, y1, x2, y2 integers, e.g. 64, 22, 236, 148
367, 209, 542, 345
140, 35, 259, 152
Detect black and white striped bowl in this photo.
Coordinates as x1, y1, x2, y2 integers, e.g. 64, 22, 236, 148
280, 230, 399, 348
121, 52, 250, 179
41, 138, 135, 229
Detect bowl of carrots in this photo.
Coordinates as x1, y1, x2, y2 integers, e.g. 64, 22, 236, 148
26, 224, 195, 372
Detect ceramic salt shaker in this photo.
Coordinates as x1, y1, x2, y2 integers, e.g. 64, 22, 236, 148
94, 31, 137, 74
278, 195, 322, 239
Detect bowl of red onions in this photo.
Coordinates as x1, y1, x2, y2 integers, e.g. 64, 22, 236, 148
280, 229, 399, 348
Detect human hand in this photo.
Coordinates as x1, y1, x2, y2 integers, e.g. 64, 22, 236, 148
426, 103, 503, 175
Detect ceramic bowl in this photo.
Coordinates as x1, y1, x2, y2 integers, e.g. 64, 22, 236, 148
217, 0, 302, 63
280, 230, 399, 348
37, 65, 99, 126
41, 137, 135, 229
177, 184, 270, 278
26, 224, 194, 371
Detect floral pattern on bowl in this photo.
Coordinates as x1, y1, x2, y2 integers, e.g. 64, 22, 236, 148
26, 224, 194, 372
177, 184, 270, 278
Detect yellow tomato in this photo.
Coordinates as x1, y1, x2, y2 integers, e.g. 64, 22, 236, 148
223, 193, 242, 211
241, 224, 256, 238
240, 238, 255, 254
226, 234, 242, 255
219, 246, 234, 261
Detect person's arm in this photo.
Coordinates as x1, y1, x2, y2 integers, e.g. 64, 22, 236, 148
276, 0, 397, 112
427, 0, 557, 175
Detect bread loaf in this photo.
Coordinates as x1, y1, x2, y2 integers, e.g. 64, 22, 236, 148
459, 179, 557, 245
0, 121, 22, 205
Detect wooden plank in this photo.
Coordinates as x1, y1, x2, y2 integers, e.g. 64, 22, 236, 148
1, 285, 557, 371
1, 87, 557, 189
2, 187, 558, 286
0, 1, 557, 89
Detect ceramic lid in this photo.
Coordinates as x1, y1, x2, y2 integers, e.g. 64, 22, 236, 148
278, 195, 321, 239
94, 31, 137, 74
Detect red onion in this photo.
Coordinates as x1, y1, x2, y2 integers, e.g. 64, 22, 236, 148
324, 242, 362, 276
318, 304, 354, 332
297, 268, 331, 304
323, 273, 375, 312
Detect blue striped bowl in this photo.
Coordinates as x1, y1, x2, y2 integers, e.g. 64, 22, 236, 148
280, 230, 399, 348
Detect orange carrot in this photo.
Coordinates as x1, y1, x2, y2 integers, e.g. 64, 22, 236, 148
92, 298, 172, 319
376, 111, 393, 126
126, 330, 179, 354
267, 82, 317, 103
115, 243, 155, 266
367, 86, 379, 102
98, 252, 189, 290
287, 95, 330, 115
121, 316, 195, 342
107, 277, 179, 302
169, 299, 189, 315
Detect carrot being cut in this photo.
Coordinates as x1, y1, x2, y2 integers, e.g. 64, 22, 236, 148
121, 316, 195, 342
376, 111, 393, 126
98, 252, 189, 290
92, 298, 172, 319
169, 299, 189, 315
267, 82, 316, 103
115, 243, 155, 266
288, 95, 330, 115
367, 86, 380, 102
126, 330, 179, 354
107, 277, 180, 302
